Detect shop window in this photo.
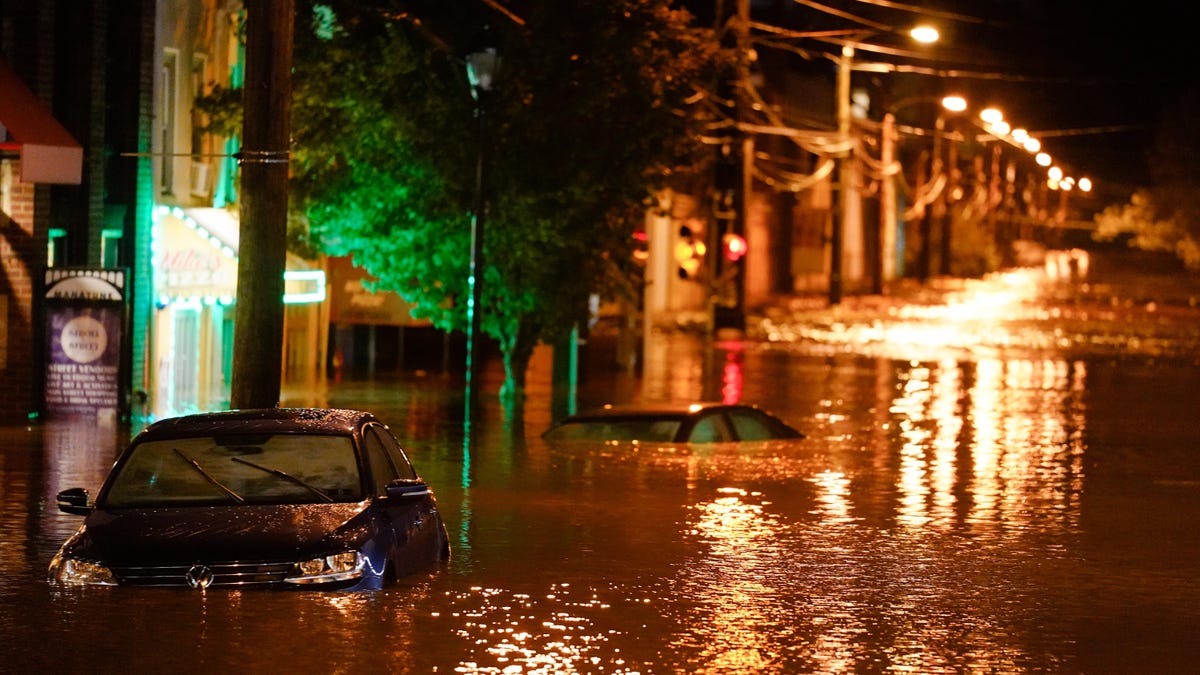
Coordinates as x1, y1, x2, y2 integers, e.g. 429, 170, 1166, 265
171, 307, 200, 412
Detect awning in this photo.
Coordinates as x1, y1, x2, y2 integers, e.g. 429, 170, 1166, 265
0, 58, 82, 184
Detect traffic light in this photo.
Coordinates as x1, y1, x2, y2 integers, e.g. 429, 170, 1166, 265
631, 229, 649, 266
674, 224, 706, 279
722, 232, 747, 262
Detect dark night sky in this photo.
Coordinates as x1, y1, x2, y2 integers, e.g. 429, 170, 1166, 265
741, 0, 1198, 199
976, 2, 1197, 195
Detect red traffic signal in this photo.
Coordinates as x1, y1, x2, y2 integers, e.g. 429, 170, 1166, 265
722, 233, 747, 262
632, 229, 649, 265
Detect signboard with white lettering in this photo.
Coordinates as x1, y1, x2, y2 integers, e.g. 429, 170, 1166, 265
156, 210, 238, 301
327, 255, 427, 326
43, 269, 127, 422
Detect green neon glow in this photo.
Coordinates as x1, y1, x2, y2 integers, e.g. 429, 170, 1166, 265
283, 269, 327, 304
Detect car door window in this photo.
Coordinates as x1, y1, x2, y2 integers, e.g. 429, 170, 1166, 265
728, 409, 776, 441
688, 413, 731, 442
362, 426, 400, 497
370, 425, 418, 480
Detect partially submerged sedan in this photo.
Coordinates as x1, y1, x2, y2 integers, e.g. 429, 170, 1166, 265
542, 402, 804, 443
49, 408, 449, 590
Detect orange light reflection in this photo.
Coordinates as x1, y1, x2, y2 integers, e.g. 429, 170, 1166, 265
891, 356, 1087, 539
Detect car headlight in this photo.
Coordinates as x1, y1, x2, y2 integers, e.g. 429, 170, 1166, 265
48, 554, 117, 586
284, 551, 364, 584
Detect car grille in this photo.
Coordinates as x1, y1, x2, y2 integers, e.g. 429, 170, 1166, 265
111, 561, 296, 587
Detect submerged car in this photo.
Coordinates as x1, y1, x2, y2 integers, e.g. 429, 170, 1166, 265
542, 402, 804, 443
48, 408, 449, 590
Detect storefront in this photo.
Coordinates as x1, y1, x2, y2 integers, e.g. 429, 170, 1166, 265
151, 205, 326, 418
325, 255, 448, 378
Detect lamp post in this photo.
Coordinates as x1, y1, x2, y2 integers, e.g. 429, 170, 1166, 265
829, 45, 852, 305
879, 94, 964, 284
464, 43, 498, 415
831, 25, 937, 304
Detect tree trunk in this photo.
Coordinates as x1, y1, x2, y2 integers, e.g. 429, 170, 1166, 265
499, 319, 537, 415
230, 0, 293, 410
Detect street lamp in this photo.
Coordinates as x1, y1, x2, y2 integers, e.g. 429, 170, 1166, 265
831, 25, 938, 304
464, 41, 498, 415
879, 93, 966, 286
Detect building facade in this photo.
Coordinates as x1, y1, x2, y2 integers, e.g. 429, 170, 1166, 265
1, 1, 154, 422
150, 0, 327, 418
1, 1, 328, 422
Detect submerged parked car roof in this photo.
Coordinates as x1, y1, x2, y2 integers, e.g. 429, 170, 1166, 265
542, 402, 804, 443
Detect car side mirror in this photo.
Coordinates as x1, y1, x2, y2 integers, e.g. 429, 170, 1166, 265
56, 487, 93, 515
384, 480, 431, 500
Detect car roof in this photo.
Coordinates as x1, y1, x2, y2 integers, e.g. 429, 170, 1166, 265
135, 408, 377, 442
563, 402, 753, 420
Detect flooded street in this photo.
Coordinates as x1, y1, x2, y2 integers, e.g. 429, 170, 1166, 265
4, 270, 1200, 673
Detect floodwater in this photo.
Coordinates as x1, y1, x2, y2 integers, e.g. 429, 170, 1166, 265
4, 270, 1200, 673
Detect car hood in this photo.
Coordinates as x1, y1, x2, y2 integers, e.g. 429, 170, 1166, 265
65, 501, 371, 565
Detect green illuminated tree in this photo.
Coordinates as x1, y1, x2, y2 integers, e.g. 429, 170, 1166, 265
289, 1, 718, 406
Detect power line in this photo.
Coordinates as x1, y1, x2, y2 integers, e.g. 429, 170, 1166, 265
845, 0, 993, 26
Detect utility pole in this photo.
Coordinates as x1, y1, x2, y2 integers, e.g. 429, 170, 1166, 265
829, 45, 853, 305
711, 0, 749, 332
230, 0, 293, 410
918, 114, 943, 282
938, 130, 958, 275
878, 112, 897, 292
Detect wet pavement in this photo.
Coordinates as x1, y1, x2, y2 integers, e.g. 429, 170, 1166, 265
3, 262, 1200, 673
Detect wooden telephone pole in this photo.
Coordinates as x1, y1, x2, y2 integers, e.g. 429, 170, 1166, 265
230, 0, 294, 409
712, 0, 750, 332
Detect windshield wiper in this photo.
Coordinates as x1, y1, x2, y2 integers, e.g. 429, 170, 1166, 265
173, 449, 245, 503
230, 456, 333, 502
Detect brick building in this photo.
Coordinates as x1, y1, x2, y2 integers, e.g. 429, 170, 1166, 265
0, 2, 154, 422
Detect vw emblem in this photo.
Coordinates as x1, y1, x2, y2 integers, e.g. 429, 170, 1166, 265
185, 564, 214, 590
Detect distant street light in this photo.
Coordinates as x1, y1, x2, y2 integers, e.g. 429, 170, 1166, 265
941, 95, 967, 113
464, 40, 499, 415
880, 93, 966, 285
832, 25, 938, 304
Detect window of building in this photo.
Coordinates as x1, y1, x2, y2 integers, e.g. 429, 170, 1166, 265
47, 228, 67, 266
190, 53, 210, 199
101, 228, 122, 268
159, 49, 178, 194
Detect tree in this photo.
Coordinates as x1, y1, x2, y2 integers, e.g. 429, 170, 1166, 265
1094, 90, 1200, 270
289, 1, 719, 407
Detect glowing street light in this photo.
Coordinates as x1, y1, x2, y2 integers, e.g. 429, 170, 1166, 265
909, 25, 940, 43
879, 92, 964, 285
832, 23, 939, 304
941, 95, 967, 112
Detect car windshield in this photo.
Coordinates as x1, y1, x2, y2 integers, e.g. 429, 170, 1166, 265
543, 417, 683, 442
101, 433, 363, 507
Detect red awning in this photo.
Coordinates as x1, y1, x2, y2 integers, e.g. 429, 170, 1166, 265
0, 58, 82, 184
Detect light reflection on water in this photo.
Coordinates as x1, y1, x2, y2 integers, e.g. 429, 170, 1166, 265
5, 279, 1200, 672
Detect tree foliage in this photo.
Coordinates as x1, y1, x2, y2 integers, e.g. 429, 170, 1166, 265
1095, 90, 1200, 270
288, 0, 719, 404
